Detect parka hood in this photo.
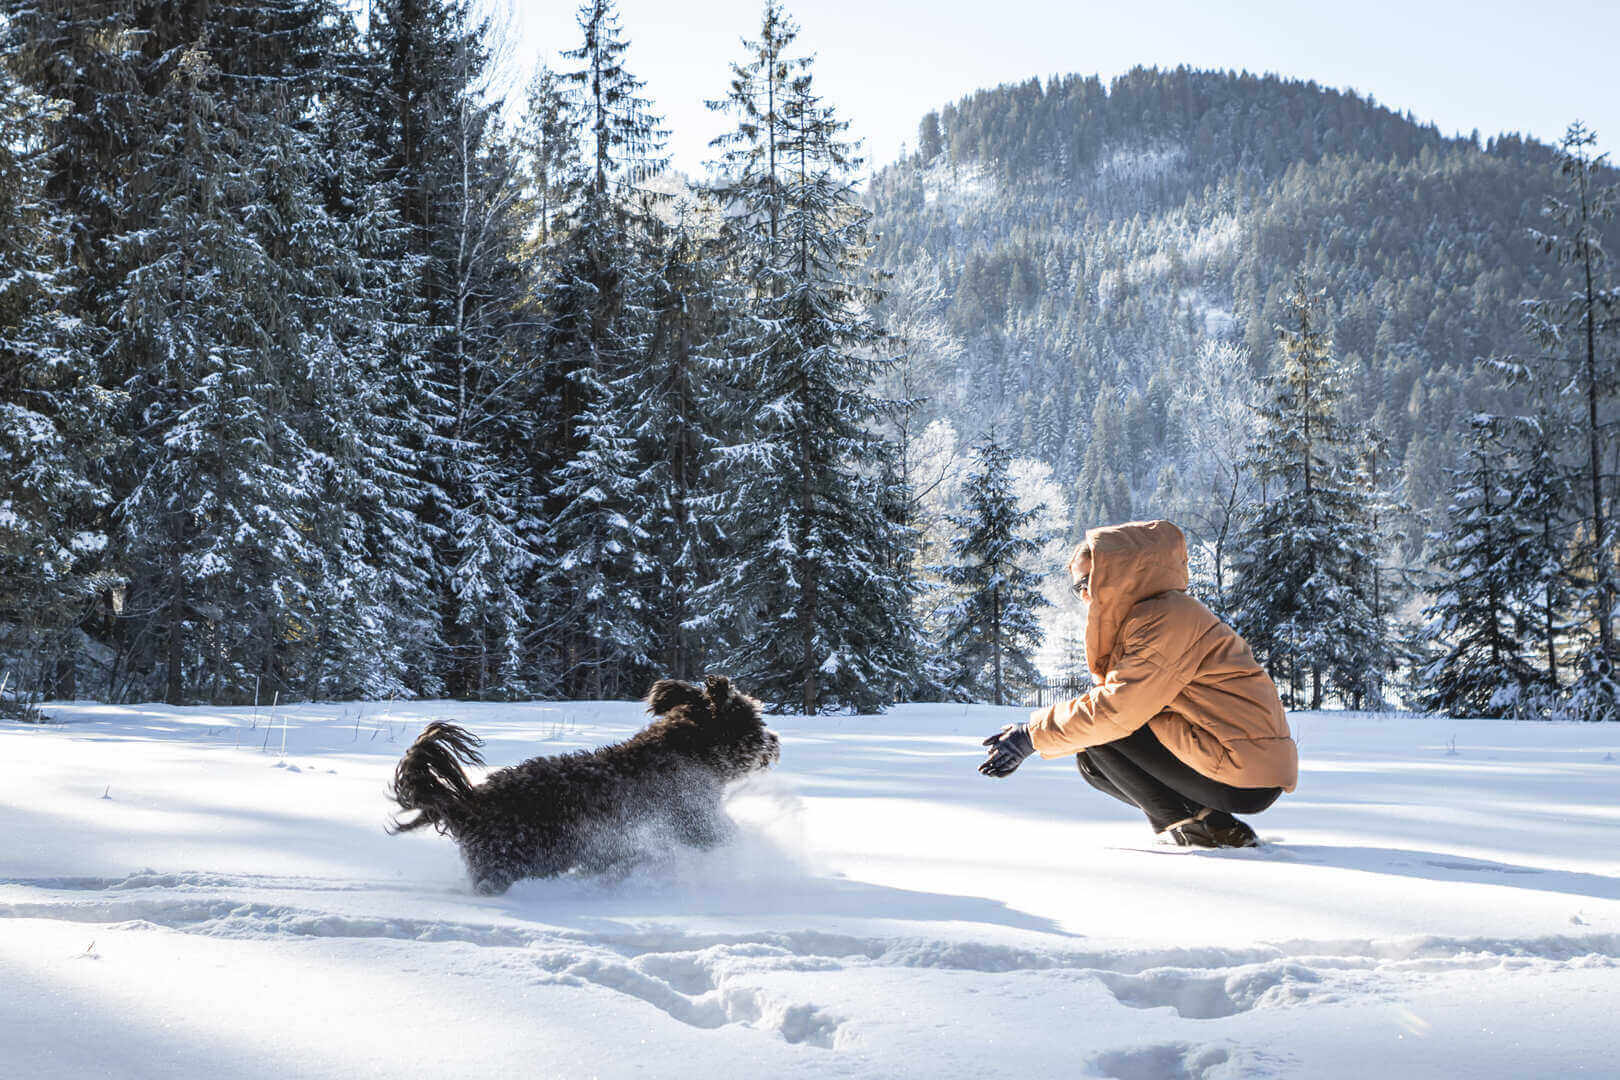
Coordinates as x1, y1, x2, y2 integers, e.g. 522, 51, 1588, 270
1083, 519, 1189, 680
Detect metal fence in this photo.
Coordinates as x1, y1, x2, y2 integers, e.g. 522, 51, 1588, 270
1024, 677, 1093, 709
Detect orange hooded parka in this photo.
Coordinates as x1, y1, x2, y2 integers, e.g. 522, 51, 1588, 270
1027, 520, 1298, 792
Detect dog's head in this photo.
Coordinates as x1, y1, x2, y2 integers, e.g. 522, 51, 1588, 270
645, 675, 780, 776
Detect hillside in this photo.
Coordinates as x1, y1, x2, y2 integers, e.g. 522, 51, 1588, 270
864, 66, 1612, 549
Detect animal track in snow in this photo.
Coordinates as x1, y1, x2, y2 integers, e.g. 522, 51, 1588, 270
543, 948, 846, 1048
0, 869, 389, 893
1090, 1041, 1246, 1080
1094, 961, 1324, 1019
4, 872, 1619, 1051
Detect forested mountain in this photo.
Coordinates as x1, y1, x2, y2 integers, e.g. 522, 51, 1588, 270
864, 67, 1616, 549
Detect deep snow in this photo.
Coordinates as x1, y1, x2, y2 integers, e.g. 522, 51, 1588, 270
2, 700, 1617, 1079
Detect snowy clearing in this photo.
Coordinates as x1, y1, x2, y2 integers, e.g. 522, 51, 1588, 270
3, 701, 1617, 1079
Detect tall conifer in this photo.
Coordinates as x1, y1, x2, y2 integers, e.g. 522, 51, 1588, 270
1418, 416, 1542, 716
1230, 276, 1380, 708
0, 64, 113, 709
1523, 122, 1619, 718
939, 433, 1049, 706
700, 2, 916, 712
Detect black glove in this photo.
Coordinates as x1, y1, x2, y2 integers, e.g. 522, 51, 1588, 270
979, 723, 1035, 778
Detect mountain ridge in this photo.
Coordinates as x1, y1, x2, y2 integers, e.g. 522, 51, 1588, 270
864, 64, 1611, 547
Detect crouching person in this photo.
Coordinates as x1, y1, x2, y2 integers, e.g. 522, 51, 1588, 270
979, 519, 1297, 848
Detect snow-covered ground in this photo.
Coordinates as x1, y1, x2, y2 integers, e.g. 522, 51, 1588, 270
3, 700, 1617, 1079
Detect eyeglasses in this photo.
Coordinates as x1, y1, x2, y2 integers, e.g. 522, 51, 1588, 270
1070, 574, 1089, 599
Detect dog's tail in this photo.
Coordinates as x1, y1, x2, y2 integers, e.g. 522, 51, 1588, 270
387, 722, 485, 836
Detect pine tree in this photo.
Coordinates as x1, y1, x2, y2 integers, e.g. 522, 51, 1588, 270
0, 63, 115, 711
1505, 412, 1578, 698
111, 43, 326, 703
6, 0, 442, 703
513, 65, 575, 257
3, 1, 189, 701
367, 0, 534, 698
700, 3, 917, 712
1523, 122, 1619, 718
525, 0, 669, 698
635, 200, 739, 681
1417, 416, 1542, 717
1229, 275, 1380, 709
868, 260, 953, 699
1353, 409, 1413, 709
295, 73, 445, 699
939, 433, 1050, 705
704, 0, 807, 280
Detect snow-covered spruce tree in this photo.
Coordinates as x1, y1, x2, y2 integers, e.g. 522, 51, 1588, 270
1352, 408, 1415, 710
938, 432, 1049, 706
434, 114, 532, 701
0, 64, 116, 710
633, 201, 742, 682
895, 417, 970, 701
522, 0, 669, 699
699, 1, 918, 713
1, 0, 165, 700
1417, 416, 1544, 717
1228, 275, 1381, 709
366, 0, 535, 698
1503, 412, 1579, 703
292, 67, 446, 701
5, 0, 412, 703
1522, 122, 1620, 719
859, 435, 928, 704
513, 65, 575, 258
110, 43, 327, 704
703, 0, 807, 280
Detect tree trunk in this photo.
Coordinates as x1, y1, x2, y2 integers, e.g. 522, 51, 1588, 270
50, 648, 75, 701
1580, 220, 1614, 659
991, 585, 1003, 707
1543, 512, 1560, 686
165, 541, 185, 705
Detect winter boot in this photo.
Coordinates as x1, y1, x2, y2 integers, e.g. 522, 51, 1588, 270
1158, 808, 1259, 848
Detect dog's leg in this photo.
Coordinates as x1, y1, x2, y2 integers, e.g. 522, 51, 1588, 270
672, 793, 732, 851
469, 865, 515, 895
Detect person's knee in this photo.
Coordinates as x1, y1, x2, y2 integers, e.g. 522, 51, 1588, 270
1075, 751, 1125, 800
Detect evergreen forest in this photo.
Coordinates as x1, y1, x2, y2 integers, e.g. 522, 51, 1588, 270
1, 2, 1615, 720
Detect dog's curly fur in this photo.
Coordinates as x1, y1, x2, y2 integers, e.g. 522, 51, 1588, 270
388, 676, 780, 894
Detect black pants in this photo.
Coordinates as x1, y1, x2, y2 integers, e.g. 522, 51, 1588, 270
1076, 724, 1281, 832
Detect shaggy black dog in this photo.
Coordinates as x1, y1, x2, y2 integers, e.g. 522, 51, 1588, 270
388, 676, 780, 894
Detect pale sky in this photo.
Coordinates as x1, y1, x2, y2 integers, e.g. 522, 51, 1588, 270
496, 0, 1618, 181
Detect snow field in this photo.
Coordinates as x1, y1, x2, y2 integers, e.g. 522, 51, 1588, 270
2, 701, 1618, 1079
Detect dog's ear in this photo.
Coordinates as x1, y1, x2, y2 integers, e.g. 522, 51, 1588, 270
703, 675, 732, 706
647, 679, 705, 715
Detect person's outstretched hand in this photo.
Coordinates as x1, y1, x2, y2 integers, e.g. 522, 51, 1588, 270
979, 723, 1035, 777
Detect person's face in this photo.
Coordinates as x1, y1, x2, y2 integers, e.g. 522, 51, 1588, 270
1069, 549, 1092, 605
